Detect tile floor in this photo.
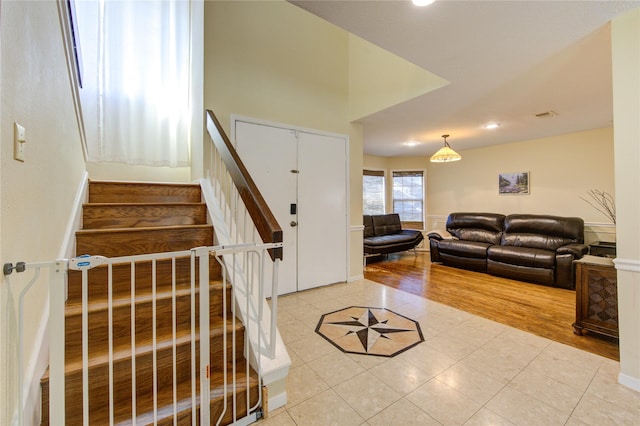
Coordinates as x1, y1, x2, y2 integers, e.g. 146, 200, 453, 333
260, 279, 640, 426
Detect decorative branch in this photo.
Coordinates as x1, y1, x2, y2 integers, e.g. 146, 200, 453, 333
580, 190, 616, 224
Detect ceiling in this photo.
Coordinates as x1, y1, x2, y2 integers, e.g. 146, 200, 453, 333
290, 0, 640, 157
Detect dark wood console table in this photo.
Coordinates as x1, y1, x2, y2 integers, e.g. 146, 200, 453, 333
573, 255, 618, 339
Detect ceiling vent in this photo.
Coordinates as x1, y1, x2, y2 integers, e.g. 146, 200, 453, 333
535, 110, 558, 118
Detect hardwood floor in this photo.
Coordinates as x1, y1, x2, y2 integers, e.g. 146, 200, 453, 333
364, 251, 619, 361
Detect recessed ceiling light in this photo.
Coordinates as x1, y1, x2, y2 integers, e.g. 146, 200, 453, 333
483, 122, 501, 130
412, 0, 435, 6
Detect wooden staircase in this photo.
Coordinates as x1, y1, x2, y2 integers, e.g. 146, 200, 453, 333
41, 181, 260, 425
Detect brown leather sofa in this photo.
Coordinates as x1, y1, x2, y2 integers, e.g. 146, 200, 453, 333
428, 212, 588, 289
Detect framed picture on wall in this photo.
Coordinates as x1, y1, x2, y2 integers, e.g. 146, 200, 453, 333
499, 172, 529, 194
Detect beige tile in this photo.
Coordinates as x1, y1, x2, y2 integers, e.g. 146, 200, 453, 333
486, 386, 569, 425
397, 340, 457, 377
565, 417, 590, 426
257, 409, 297, 426
416, 310, 473, 334
285, 363, 330, 408
347, 352, 389, 370
333, 371, 402, 420
526, 352, 598, 392
369, 357, 432, 395
482, 329, 549, 365
307, 350, 366, 387
278, 319, 312, 344
287, 389, 364, 426
311, 297, 351, 314
509, 368, 584, 414
406, 378, 482, 425
464, 407, 516, 426
286, 346, 304, 369
393, 302, 433, 320
286, 304, 326, 329
296, 287, 333, 305
367, 398, 440, 426
459, 347, 526, 384
543, 341, 606, 372
287, 332, 338, 363
435, 363, 505, 405
447, 321, 505, 348
584, 366, 640, 414
425, 334, 479, 361
277, 293, 310, 311
571, 393, 640, 426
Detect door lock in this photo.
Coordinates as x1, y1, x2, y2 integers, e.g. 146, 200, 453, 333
290, 221, 297, 227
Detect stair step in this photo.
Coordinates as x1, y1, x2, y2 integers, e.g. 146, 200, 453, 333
42, 352, 258, 425
88, 181, 202, 204
64, 284, 236, 364
60, 317, 246, 373
83, 203, 208, 229
66, 257, 223, 303
75, 225, 213, 258
41, 180, 260, 425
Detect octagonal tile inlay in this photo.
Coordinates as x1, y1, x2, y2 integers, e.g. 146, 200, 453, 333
315, 306, 424, 357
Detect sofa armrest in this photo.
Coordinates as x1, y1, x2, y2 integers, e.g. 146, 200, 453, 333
557, 243, 589, 258
427, 229, 457, 241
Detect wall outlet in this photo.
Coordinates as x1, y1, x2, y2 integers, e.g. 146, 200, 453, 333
14, 122, 25, 162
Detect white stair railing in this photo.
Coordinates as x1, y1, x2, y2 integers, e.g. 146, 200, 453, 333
6, 240, 280, 425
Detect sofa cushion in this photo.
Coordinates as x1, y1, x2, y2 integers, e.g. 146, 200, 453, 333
447, 212, 505, 245
363, 215, 375, 238
438, 240, 492, 259
487, 245, 555, 269
502, 214, 584, 250
372, 213, 402, 236
363, 229, 424, 254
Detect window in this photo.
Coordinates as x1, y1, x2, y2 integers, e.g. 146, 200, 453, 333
392, 170, 424, 229
363, 170, 385, 215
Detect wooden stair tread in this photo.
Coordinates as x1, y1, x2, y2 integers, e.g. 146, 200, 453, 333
43, 317, 245, 377
84, 202, 206, 207
82, 203, 208, 229
76, 224, 213, 235
106, 363, 259, 425
64, 280, 228, 316
88, 181, 202, 204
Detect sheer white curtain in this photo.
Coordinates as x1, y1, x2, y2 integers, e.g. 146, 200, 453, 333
78, 0, 191, 167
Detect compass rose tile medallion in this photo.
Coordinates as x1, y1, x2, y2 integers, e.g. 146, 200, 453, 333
315, 306, 424, 357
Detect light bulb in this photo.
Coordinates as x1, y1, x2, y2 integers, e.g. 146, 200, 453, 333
412, 0, 435, 6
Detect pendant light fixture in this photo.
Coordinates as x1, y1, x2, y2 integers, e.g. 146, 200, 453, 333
430, 134, 461, 163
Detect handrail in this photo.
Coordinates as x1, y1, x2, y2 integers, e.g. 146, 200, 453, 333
206, 110, 283, 261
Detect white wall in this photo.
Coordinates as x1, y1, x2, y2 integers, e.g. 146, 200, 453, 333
203, 0, 364, 280
0, 1, 87, 423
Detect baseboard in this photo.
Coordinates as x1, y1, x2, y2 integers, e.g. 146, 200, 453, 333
349, 274, 364, 282
619, 372, 640, 392
268, 391, 288, 413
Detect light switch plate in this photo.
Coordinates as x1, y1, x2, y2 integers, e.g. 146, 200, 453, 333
14, 122, 25, 162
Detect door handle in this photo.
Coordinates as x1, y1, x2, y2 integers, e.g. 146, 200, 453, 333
290, 221, 297, 227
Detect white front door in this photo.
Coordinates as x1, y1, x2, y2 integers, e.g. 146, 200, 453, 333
235, 121, 298, 295
234, 119, 348, 296
297, 131, 347, 291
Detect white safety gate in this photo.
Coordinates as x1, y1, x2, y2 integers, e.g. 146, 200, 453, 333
7, 241, 281, 426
